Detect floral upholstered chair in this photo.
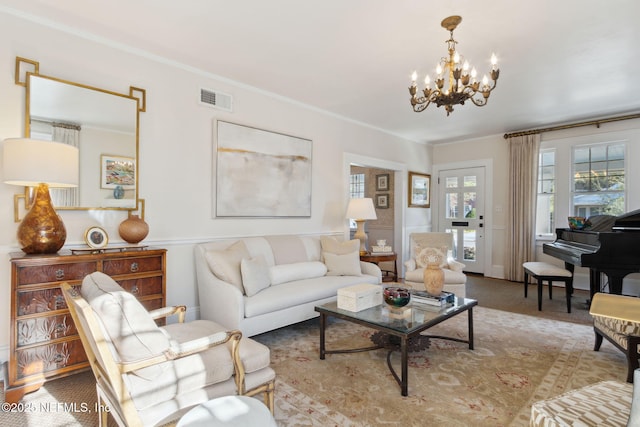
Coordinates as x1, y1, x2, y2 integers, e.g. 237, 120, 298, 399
403, 232, 467, 298
590, 292, 640, 383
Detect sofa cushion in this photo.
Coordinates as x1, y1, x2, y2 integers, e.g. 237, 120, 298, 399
205, 240, 250, 292
320, 236, 360, 255
244, 274, 380, 318
241, 256, 271, 296
81, 272, 170, 380
324, 251, 362, 276
269, 261, 327, 285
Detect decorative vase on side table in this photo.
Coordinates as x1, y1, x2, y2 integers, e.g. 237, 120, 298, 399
423, 262, 445, 295
118, 214, 149, 244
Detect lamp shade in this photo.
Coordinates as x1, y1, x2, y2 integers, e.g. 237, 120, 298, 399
3, 138, 79, 188
346, 198, 377, 220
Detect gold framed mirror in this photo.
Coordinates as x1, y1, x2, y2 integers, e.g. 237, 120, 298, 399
14, 57, 145, 216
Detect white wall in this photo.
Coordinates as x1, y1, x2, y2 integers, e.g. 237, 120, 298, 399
0, 12, 431, 363
433, 118, 640, 292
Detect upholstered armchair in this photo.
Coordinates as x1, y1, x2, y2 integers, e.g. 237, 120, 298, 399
61, 272, 275, 427
590, 292, 640, 383
404, 232, 467, 298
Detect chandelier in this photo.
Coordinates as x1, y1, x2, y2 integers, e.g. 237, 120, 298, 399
409, 16, 500, 116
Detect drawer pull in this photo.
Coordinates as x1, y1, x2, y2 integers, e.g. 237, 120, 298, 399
130, 284, 139, 295
53, 353, 65, 364
55, 269, 65, 280
130, 262, 139, 273
53, 295, 65, 310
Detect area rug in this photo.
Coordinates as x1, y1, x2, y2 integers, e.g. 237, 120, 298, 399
0, 307, 627, 426
255, 306, 627, 427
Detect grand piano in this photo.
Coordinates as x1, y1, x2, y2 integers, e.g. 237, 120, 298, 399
543, 209, 640, 300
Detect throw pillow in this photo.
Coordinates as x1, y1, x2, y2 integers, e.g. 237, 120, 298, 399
240, 256, 271, 297
324, 251, 362, 276
269, 261, 328, 285
320, 236, 360, 255
415, 246, 448, 269
204, 240, 250, 293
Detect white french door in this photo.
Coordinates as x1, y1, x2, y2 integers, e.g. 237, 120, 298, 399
438, 167, 485, 274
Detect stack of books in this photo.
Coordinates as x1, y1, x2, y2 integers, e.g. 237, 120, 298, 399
411, 290, 455, 308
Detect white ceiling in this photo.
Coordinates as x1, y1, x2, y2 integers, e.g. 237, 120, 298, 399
3, 0, 640, 143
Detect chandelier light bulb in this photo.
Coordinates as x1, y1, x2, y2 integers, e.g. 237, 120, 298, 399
482, 75, 489, 87
491, 53, 498, 67
436, 64, 443, 76
453, 52, 460, 64
424, 75, 430, 86
411, 71, 417, 84
463, 61, 470, 72
471, 67, 477, 78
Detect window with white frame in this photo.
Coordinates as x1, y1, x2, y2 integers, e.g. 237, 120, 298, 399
536, 149, 555, 237
350, 173, 365, 199
349, 173, 365, 228
572, 142, 625, 217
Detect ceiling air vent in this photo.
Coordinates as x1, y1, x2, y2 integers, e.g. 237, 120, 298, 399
199, 88, 233, 112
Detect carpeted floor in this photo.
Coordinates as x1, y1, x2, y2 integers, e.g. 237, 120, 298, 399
0, 276, 625, 426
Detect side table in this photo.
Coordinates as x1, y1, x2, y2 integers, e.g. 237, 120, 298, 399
360, 252, 397, 282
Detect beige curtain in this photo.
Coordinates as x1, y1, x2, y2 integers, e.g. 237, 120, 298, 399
505, 134, 540, 282
51, 122, 81, 207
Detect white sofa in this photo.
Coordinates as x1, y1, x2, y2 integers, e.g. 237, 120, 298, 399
195, 234, 382, 337
403, 232, 467, 298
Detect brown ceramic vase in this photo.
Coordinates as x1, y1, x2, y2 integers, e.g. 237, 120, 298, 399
118, 214, 149, 244
423, 262, 445, 295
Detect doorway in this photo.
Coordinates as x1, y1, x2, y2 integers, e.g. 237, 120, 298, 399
437, 166, 487, 274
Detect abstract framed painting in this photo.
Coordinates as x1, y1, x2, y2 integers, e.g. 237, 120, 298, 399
214, 120, 312, 217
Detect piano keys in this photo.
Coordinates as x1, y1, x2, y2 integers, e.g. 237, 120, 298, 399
542, 209, 640, 300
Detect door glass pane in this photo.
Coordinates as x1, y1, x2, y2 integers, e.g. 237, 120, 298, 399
445, 192, 458, 218
464, 176, 476, 187
445, 177, 459, 188
463, 229, 476, 261
464, 192, 476, 218
445, 228, 459, 258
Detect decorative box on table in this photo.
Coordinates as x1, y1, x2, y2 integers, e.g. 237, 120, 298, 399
337, 283, 382, 312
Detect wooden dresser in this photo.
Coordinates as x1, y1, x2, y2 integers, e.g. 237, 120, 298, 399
6, 247, 166, 403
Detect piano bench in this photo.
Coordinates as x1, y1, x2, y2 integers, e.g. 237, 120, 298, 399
523, 262, 574, 313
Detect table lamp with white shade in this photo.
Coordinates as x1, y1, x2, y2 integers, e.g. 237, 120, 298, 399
346, 197, 377, 255
3, 138, 79, 254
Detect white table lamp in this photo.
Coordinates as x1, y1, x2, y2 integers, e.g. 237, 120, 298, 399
346, 198, 377, 255
3, 138, 79, 254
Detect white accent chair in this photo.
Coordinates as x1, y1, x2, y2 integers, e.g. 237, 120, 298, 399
61, 272, 275, 427
403, 232, 467, 298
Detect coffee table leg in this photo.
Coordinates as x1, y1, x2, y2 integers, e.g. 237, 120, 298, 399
401, 336, 408, 396
319, 313, 326, 360
468, 307, 474, 350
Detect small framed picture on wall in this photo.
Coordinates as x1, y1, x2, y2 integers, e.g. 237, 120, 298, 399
376, 173, 389, 191
375, 193, 389, 209
408, 171, 430, 208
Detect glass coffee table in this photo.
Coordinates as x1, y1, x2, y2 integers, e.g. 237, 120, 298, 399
315, 297, 477, 396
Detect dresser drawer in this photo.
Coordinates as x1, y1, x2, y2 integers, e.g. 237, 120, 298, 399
103, 255, 163, 276
140, 298, 163, 312
16, 314, 78, 347
17, 286, 68, 316
16, 262, 97, 286
15, 340, 87, 381
117, 276, 163, 297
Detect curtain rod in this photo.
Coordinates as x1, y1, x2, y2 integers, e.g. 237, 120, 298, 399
503, 112, 640, 139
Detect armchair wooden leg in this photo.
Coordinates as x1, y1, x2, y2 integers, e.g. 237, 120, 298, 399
594, 330, 604, 351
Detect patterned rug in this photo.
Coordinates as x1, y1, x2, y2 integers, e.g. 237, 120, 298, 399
254, 306, 627, 427
0, 307, 627, 426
